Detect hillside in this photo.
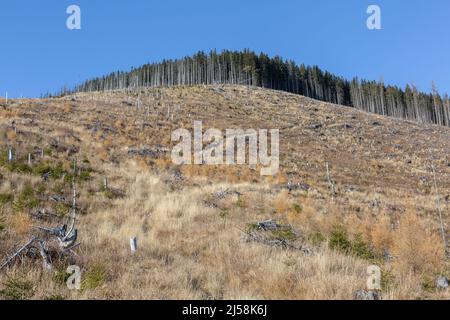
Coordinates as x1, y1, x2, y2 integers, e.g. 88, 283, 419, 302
0, 85, 448, 300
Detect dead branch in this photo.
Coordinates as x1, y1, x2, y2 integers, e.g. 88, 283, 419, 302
0, 159, 80, 272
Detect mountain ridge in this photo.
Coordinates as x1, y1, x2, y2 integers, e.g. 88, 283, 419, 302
54, 49, 450, 127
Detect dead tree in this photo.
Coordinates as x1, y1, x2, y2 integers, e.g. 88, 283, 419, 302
0, 160, 80, 272
326, 162, 336, 198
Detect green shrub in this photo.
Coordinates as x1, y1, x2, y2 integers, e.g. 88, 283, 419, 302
0, 149, 9, 166
219, 209, 229, 228
0, 193, 14, 206
36, 183, 47, 195
246, 223, 259, 233
236, 196, 245, 208
49, 162, 66, 180
54, 202, 70, 217
101, 188, 119, 200
292, 203, 303, 214
351, 234, 377, 260
13, 184, 40, 211
309, 231, 326, 246
219, 208, 229, 220
381, 268, 395, 291
44, 294, 65, 300
329, 225, 352, 254
0, 277, 34, 300
81, 264, 108, 291
329, 226, 378, 261
79, 167, 94, 181
32, 161, 67, 180
0, 216, 5, 232
64, 166, 93, 184
53, 266, 71, 286
21, 184, 34, 198
32, 162, 53, 176
51, 182, 66, 194
5, 161, 32, 174
44, 148, 53, 157
270, 227, 298, 241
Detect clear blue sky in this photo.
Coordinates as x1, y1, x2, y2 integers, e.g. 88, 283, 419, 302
1, 0, 449, 98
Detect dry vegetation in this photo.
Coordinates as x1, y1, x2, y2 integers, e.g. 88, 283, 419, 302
0, 85, 448, 300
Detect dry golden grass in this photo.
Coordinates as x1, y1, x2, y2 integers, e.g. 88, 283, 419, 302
69, 162, 370, 300
392, 212, 445, 276
8, 212, 32, 236
370, 215, 394, 255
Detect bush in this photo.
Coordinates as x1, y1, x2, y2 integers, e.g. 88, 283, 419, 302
54, 202, 70, 217
329, 225, 352, 254
32, 162, 53, 176
81, 264, 108, 291
351, 234, 377, 261
246, 223, 259, 233
44, 294, 65, 300
100, 185, 124, 200
219, 208, 229, 220
53, 265, 71, 286
0, 150, 8, 166
32, 161, 67, 180
36, 183, 47, 195
235, 196, 245, 208
5, 162, 32, 174
0, 216, 5, 232
270, 227, 298, 241
0, 193, 14, 206
51, 182, 66, 195
381, 268, 395, 291
64, 166, 93, 184
0, 277, 34, 300
292, 203, 303, 214
13, 184, 40, 211
309, 231, 326, 246
79, 167, 94, 181
329, 225, 378, 260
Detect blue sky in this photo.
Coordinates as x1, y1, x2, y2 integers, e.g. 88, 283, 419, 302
1, 0, 449, 98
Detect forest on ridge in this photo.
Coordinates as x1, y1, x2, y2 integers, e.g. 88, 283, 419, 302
60, 49, 450, 126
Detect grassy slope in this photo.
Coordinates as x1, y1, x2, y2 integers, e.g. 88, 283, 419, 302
0, 85, 448, 300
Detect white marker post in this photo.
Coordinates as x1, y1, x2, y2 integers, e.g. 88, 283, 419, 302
28, 154, 32, 165
130, 237, 137, 255
8, 148, 13, 162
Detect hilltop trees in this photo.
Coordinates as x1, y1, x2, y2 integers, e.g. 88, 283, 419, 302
66, 50, 449, 127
